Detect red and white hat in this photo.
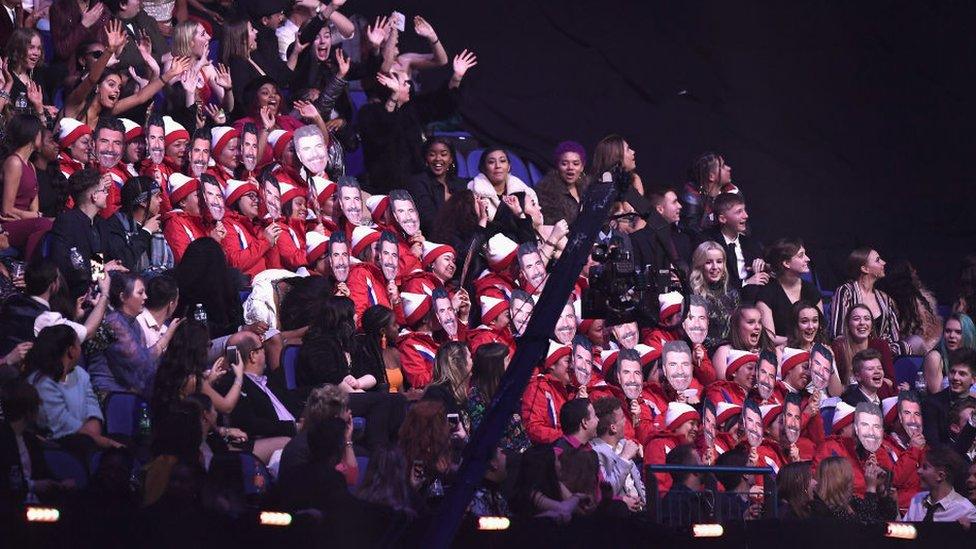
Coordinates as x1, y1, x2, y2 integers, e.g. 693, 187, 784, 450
599, 349, 619, 371
306, 231, 328, 264
715, 402, 742, 425
365, 194, 390, 220
268, 129, 293, 160
58, 118, 92, 147
168, 173, 199, 206
633, 343, 662, 366
760, 404, 783, 428
162, 116, 189, 146
658, 291, 683, 323
725, 350, 759, 380
119, 118, 143, 141
665, 402, 698, 431
486, 233, 518, 271
779, 347, 810, 379
350, 226, 380, 257
421, 241, 455, 268
223, 179, 256, 206
881, 396, 899, 427
832, 401, 856, 432
278, 181, 303, 205
310, 176, 336, 205
401, 291, 433, 326
480, 294, 509, 325
545, 340, 571, 370
210, 126, 239, 159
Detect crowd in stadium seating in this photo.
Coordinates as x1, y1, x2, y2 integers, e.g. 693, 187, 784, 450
1, 0, 976, 539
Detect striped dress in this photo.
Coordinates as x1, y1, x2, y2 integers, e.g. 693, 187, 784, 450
829, 281, 907, 355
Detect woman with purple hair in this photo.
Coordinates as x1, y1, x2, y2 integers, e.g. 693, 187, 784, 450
535, 141, 592, 226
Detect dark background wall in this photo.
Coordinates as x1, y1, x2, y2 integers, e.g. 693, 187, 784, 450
357, 0, 976, 300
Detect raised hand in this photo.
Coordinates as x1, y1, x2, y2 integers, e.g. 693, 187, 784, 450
293, 100, 321, 120
214, 63, 232, 89
452, 49, 478, 79
81, 2, 105, 28
366, 16, 391, 49
335, 48, 350, 79
164, 56, 192, 82
259, 104, 277, 129
128, 66, 148, 89
501, 194, 522, 216
324, 118, 346, 133
331, 0, 347, 8
26, 80, 43, 111
413, 15, 438, 41
204, 103, 226, 124
375, 71, 400, 92
106, 19, 127, 53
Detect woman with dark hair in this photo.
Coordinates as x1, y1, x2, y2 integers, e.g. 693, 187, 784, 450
356, 446, 419, 518
829, 247, 917, 355
279, 417, 353, 511
174, 237, 244, 338
830, 303, 895, 388
224, 18, 296, 119
922, 313, 975, 394
590, 134, 642, 196
711, 304, 776, 380
350, 304, 396, 394
877, 259, 941, 352
1, 113, 52, 260
466, 342, 529, 452
151, 320, 243, 419
103, 176, 165, 272
4, 28, 56, 114
430, 188, 480, 258
678, 152, 738, 238
231, 77, 303, 167
510, 442, 583, 520
777, 461, 814, 519
406, 138, 468, 235
953, 255, 976, 317
756, 238, 822, 344
142, 398, 206, 508
25, 325, 122, 455
34, 126, 70, 218
535, 141, 592, 226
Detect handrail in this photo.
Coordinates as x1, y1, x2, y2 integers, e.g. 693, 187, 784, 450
644, 463, 779, 522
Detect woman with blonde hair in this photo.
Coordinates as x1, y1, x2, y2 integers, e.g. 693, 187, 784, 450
423, 341, 472, 434
165, 21, 234, 112
688, 241, 740, 349
808, 456, 887, 522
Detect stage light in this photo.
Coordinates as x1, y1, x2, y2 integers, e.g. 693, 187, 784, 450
692, 524, 724, 538
477, 516, 510, 531
259, 511, 292, 527
26, 507, 60, 523
885, 523, 917, 540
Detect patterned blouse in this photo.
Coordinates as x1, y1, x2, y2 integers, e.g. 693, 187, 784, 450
465, 385, 530, 453
700, 284, 741, 351
829, 281, 907, 355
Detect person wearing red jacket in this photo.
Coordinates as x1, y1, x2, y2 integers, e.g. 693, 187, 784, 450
162, 173, 209, 263
346, 227, 394, 323
221, 179, 279, 278
91, 117, 129, 220
57, 118, 91, 186
396, 291, 438, 389
604, 348, 661, 445
643, 401, 700, 495
142, 116, 190, 214
813, 402, 895, 498
206, 126, 240, 188
880, 392, 926, 512
431, 288, 467, 344
263, 180, 307, 271
706, 349, 758, 407
522, 340, 575, 445
467, 292, 515, 358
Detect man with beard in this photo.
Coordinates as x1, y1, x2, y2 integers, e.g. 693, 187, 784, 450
92, 117, 129, 219
659, 340, 703, 404
467, 291, 515, 359
119, 118, 145, 178
327, 231, 351, 296
142, 116, 189, 213
220, 179, 279, 278
522, 340, 574, 444
813, 402, 894, 498
431, 288, 465, 343
57, 118, 92, 183
237, 123, 260, 180
682, 296, 717, 385
706, 350, 758, 407
773, 347, 825, 444
185, 129, 212, 180
517, 242, 547, 295
903, 445, 976, 523
841, 348, 886, 407
336, 177, 366, 233
608, 320, 640, 350
753, 350, 779, 404
605, 348, 662, 445
553, 300, 578, 345
509, 289, 534, 338
389, 190, 425, 276
881, 391, 926, 512
206, 126, 241, 187
293, 124, 329, 178
396, 291, 439, 388
922, 348, 976, 445
347, 230, 401, 325
644, 401, 699, 495
571, 336, 613, 401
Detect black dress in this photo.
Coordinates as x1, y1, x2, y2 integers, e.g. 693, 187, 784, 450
756, 279, 821, 337
406, 171, 468, 236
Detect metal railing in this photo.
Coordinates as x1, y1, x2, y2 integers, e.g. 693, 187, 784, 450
645, 464, 778, 526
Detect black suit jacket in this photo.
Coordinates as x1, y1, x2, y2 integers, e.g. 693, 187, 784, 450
0, 294, 48, 356
700, 227, 763, 289
0, 422, 51, 504
49, 208, 106, 299
630, 211, 691, 279
840, 385, 878, 408
921, 389, 975, 448
216, 374, 299, 439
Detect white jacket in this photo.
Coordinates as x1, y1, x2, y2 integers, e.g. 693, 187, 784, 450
467, 173, 538, 221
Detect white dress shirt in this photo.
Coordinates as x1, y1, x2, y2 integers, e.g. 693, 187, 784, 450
903, 489, 976, 522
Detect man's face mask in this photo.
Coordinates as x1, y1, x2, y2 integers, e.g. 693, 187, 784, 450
204, 182, 224, 220
744, 409, 763, 448
392, 198, 420, 236
296, 133, 328, 175
683, 306, 708, 345
756, 361, 776, 401
263, 181, 281, 220
664, 352, 693, 392
434, 297, 457, 337
855, 412, 884, 453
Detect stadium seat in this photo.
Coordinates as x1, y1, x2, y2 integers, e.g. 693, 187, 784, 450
820, 396, 840, 436
466, 149, 532, 186
239, 452, 273, 495
43, 449, 89, 490
282, 344, 301, 390
355, 456, 369, 488
528, 161, 545, 185
893, 355, 924, 387
239, 289, 252, 303
104, 391, 149, 440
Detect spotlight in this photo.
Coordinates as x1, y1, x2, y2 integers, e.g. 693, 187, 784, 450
692, 524, 724, 538
477, 516, 510, 531
26, 507, 60, 523
259, 511, 292, 527
885, 523, 917, 540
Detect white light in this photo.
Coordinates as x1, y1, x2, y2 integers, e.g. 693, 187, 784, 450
885, 522, 917, 540
477, 516, 511, 531
26, 507, 60, 523
692, 523, 724, 538
259, 511, 292, 527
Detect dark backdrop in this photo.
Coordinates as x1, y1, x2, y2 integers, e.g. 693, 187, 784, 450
356, 0, 976, 300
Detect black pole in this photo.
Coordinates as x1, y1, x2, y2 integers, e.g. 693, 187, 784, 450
422, 173, 626, 547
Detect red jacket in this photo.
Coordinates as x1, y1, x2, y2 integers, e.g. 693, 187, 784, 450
139, 158, 180, 213
221, 213, 271, 278
98, 164, 129, 219
522, 373, 573, 445
705, 380, 749, 407
267, 219, 306, 271
643, 432, 687, 495
205, 164, 235, 189
812, 435, 895, 498
347, 263, 396, 326
162, 210, 205, 263
467, 325, 515, 359
772, 383, 826, 445
396, 331, 438, 389
881, 433, 924, 512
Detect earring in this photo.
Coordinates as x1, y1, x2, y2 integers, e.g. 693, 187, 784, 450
380, 333, 387, 350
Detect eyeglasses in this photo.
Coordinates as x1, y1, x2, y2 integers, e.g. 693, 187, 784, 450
87, 50, 105, 59
242, 192, 259, 201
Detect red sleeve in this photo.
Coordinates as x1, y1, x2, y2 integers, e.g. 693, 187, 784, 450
890, 445, 923, 511
397, 340, 434, 389
872, 338, 896, 381
694, 354, 718, 386
275, 226, 307, 271
642, 439, 673, 495
221, 221, 270, 275
802, 407, 825, 445
163, 218, 194, 264
521, 380, 563, 445
811, 438, 845, 477
98, 184, 121, 219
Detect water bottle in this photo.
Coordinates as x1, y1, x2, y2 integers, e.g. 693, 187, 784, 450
915, 370, 926, 393
69, 246, 85, 271
150, 232, 167, 268
138, 402, 152, 442
193, 303, 208, 323
14, 92, 28, 112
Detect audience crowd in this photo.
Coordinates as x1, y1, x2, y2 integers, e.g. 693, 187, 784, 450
1, 0, 975, 539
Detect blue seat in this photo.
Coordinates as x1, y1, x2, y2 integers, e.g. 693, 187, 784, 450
893, 355, 924, 387
349, 90, 368, 124
37, 231, 53, 259
239, 452, 273, 495
528, 161, 545, 185
239, 289, 252, 303
345, 147, 365, 178
821, 406, 835, 436
282, 344, 300, 390
465, 149, 532, 186
104, 391, 148, 439
43, 449, 89, 490
938, 304, 951, 320
355, 456, 369, 488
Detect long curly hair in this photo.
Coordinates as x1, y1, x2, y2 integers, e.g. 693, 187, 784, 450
151, 320, 211, 419
308, 296, 356, 351
431, 189, 478, 246
877, 260, 934, 339
5, 28, 43, 74
431, 341, 470, 406
689, 240, 729, 297
398, 400, 450, 474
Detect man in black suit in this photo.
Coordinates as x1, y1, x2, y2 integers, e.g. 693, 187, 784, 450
922, 348, 976, 446
0, 260, 60, 356
217, 337, 300, 441
699, 192, 765, 291
48, 167, 109, 299
841, 348, 885, 408
629, 186, 692, 283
